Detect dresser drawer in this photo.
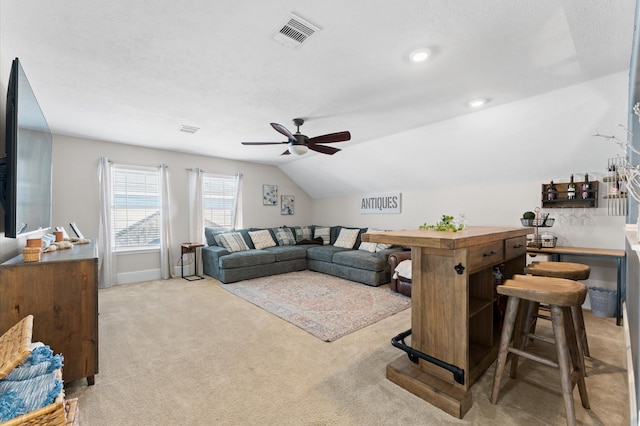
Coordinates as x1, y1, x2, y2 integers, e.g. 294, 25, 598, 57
505, 236, 527, 260
467, 240, 504, 271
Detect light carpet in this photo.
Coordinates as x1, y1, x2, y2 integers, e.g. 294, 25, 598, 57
65, 277, 628, 425
221, 270, 411, 341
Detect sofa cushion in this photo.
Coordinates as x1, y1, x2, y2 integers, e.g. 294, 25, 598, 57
218, 250, 275, 269
264, 245, 308, 261
376, 242, 393, 252
215, 232, 250, 252
332, 250, 387, 272
249, 230, 276, 250
272, 227, 296, 246
359, 228, 380, 252
358, 241, 377, 252
330, 226, 367, 247
292, 226, 313, 243
313, 227, 330, 245
306, 245, 351, 262
334, 228, 360, 249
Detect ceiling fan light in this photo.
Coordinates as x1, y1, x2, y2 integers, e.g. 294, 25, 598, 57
288, 144, 308, 155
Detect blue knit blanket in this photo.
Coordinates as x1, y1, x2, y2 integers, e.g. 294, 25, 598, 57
0, 345, 64, 422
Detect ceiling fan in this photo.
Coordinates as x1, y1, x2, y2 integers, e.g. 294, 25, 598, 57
241, 118, 350, 156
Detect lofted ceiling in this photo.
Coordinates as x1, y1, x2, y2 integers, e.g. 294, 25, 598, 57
0, 1, 636, 170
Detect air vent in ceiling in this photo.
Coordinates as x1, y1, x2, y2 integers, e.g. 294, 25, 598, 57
179, 125, 200, 134
272, 13, 320, 48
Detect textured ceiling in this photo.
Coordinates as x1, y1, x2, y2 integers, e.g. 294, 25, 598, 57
0, 0, 635, 168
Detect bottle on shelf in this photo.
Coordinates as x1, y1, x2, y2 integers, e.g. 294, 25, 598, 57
568, 174, 576, 199
582, 173, 590, 199
547, 181, 557, 201
611, 171, 620, 196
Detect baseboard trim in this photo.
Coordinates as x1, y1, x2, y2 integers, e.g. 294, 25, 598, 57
117, 269, 161, 285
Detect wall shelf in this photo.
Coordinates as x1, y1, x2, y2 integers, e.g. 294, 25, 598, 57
606, 158, 627, 216
540, 181, 598, 209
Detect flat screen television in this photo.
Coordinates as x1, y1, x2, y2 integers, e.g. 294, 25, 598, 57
0, 58, 53, 238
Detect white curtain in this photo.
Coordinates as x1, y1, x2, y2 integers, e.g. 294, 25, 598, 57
97, 157, 115, 288
187, 168, 204, 274
232, 172, 243, 229
159, 164, 174, 279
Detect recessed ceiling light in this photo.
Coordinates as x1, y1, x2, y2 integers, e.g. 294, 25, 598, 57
179, 125, 200, 134
468, 98, 488, 108
409, 47, 432, 63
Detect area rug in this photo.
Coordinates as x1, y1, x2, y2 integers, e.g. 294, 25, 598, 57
221, 270, 411, 341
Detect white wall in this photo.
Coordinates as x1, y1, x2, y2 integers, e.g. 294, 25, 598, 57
48, 135, 312, 283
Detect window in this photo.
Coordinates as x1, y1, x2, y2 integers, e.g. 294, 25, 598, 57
112, 165, 160, 249
203, 174, 237, 229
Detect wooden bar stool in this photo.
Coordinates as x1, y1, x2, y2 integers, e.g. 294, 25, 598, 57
524, 261, 590, 360
490, 275, 589, 426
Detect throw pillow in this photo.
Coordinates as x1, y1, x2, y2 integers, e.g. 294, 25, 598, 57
333, 228, 359, 249
393, 259, 412, 280
359, 228, 380, 253
272, 228, 296, 246
376, 243, 393, 252
292, 226, 313, 243
358, 241, 377, 253
314, 227, 330, 245
248, 230, 276, 250
214, 232, 250, 253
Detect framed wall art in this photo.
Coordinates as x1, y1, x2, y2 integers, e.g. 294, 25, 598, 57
263, 184, 278, 205
281, 195, 294, 215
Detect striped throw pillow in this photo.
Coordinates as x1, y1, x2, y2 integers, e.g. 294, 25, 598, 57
214, 232, 250, 252
314, 227, 330, 245
292, 226, 313, 242
272, 228, 296, 246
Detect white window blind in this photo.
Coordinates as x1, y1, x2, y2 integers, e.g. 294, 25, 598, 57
203, 174, 237, 229
112, 166, 161, 248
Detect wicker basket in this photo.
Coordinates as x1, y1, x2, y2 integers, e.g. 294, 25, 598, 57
0, 315, 34, 380
0, 315, 69, 426
22, 247, 42, 263
520, 218, 555, 227
527, 235, 558, 248
0, 400, 66, 426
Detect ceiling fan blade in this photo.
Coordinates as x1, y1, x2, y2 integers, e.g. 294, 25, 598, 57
308, 131, 351, 144
271, 123, 296, 140
241, 141, 288, 145
280, 150, 291, 156
309, 144, 341, 155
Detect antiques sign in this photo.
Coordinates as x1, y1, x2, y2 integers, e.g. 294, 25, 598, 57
359, 193, 401, 214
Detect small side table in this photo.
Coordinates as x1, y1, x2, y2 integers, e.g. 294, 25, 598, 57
181, 243, 205, 281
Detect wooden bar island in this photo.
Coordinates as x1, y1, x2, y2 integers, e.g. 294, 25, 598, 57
362, 226, 531, 418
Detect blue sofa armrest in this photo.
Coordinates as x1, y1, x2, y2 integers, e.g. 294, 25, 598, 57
202, 245, 229, 279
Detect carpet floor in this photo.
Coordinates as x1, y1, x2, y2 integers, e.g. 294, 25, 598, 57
65, 276, 629, 425
221, 270, 411, 341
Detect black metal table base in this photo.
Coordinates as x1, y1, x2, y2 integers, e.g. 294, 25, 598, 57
181, 244, 204, 281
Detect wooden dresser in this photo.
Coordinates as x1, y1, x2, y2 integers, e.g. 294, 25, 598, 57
363, 226, 531, 418
0, 240, 98, 385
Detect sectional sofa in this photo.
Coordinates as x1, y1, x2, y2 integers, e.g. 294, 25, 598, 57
202, 225, 403, 286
